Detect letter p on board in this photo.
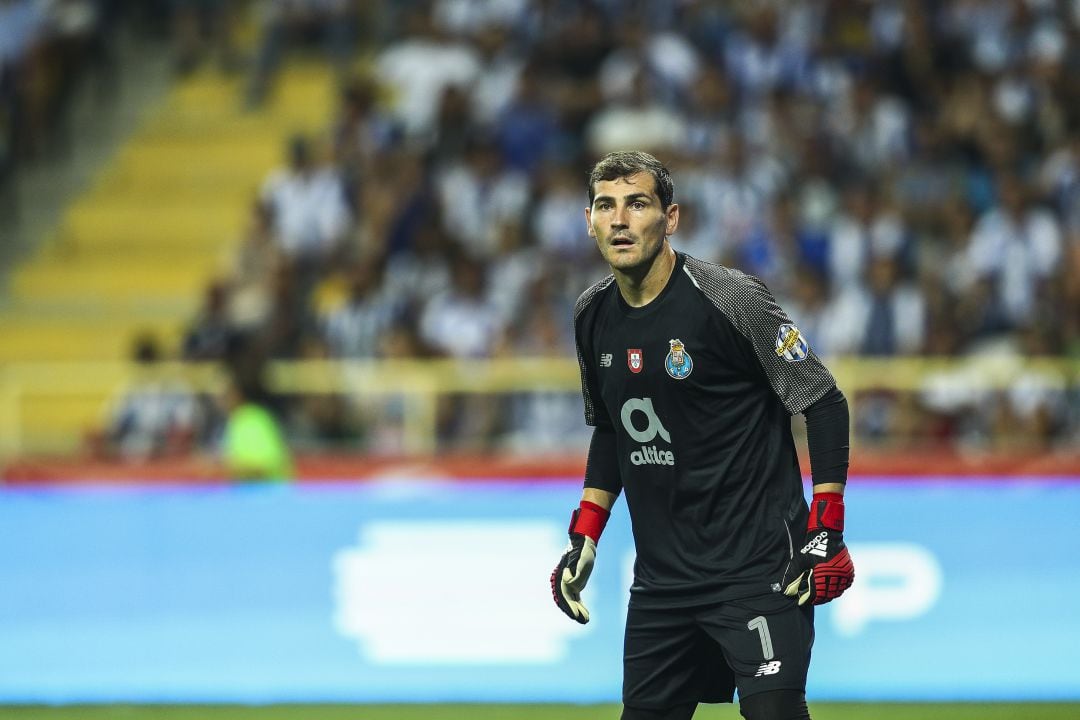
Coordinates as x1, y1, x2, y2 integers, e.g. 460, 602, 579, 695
830, 543, 944, 637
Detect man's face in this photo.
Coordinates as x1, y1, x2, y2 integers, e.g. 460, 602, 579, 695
586, 172, 678, 273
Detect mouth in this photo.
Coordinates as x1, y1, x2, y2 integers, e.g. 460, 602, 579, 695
611, 236, 634, 247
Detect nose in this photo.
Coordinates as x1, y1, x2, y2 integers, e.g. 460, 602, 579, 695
610, 204, 629, 229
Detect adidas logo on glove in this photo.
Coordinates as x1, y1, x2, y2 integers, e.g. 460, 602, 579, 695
800, 530, 829, 558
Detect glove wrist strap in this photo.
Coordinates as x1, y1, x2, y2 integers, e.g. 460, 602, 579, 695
808, 492, 845, 533
570, 500, 610, 543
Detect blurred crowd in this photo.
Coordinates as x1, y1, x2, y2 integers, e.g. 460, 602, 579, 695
0, 0, 124, 198
16, 0, 1080, 459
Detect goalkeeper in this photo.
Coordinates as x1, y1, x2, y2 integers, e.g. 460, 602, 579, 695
551, 151, 854, 720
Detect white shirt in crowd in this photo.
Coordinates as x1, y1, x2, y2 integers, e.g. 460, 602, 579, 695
966, 206, 1062, 325
261, 167, 351, 259
376, 36, 480, 138
419, 292, 504, 359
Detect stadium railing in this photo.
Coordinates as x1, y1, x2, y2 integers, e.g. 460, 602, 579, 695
0, 356, 1078, 461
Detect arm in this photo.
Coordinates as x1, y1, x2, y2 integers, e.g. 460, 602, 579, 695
805, 383, 849, 491
551, 425, 622, 624
784, 385, 856, 605
552, 287, 622, 623
690, 264, 854, 604
582, 487, 618, 511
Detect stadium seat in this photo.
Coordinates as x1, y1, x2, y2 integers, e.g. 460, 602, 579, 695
1, 61, 336, 455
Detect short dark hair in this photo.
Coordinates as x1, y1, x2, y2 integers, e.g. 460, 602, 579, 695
587, 151, 674, 209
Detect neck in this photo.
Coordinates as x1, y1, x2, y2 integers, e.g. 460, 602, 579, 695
614, 243, 677, 308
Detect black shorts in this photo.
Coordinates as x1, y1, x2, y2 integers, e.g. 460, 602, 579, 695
622, 592, 814, 710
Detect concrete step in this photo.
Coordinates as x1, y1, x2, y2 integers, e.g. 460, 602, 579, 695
0, 315, 187, 361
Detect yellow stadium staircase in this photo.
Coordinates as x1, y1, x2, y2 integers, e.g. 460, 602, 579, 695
0, 62, 337, 455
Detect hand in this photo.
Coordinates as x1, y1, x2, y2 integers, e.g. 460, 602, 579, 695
551, 532, 597, 624
784, 493, 855, 605
550, 501, 609, 624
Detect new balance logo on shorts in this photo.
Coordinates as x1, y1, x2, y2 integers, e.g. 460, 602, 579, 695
801, 531, 829, 558
755, 661, 782, 677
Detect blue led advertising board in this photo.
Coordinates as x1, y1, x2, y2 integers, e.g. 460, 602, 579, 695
1, 478, 1078, 703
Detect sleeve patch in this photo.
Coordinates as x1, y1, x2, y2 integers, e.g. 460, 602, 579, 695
775, 324, 809, 362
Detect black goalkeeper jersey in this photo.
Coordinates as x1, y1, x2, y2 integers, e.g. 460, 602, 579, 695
574, 252, 837, 609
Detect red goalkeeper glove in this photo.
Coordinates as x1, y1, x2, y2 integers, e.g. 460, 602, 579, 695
784, 493, 855, 605
550, 501, 610, 624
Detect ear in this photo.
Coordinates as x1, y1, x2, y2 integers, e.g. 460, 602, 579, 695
665, 203, 680, 236
585, 207, 596, 238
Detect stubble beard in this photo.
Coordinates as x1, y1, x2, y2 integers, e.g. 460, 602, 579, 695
602, 227, 667, 276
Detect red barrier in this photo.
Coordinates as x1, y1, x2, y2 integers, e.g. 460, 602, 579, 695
3, 451, 1080, 486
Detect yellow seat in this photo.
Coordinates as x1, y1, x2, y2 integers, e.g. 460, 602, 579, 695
1, 60, 338, 456
0, 316, 187, 362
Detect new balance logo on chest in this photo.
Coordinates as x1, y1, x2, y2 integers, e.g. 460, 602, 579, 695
600, 353, 613, 367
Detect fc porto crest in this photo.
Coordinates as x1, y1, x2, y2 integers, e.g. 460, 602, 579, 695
665, 339, 693, 380
775, 323, 809, 362
627, 349, 643, 373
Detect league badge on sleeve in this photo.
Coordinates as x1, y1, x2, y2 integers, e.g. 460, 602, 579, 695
775, 324, 809, 362
627, 349, 643, 373
664, 339, 693, 380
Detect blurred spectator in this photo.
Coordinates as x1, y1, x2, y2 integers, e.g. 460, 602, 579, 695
828, 181, 911, 289
585, 68, 687, 156
183, 280, 241, 361
531, 163, 591, 261
468, 23, 525, 126
428, 83, 473, 166
500, 287, 586, 453
494, 60, 560, 174
419, 253, 504, 359
361, 321, 431, 454
220, 372, 293, 481
1, 0, 121, 170
434, 135, 528, 258
171, 0, 237, 75
321, 259, 401, 359
597, 18, 701, 107
222, 198, 285, 333
840, 255, 927, 356
679, 134, 778, 257
330, 74, 399, 195
722, 5, 807, 99
680, 65, 734, 158
417, 251, 507, 450
36, 0, 114, 151
374, 6, 480, 141
0, 0, 48, 164
831, 75, 912, 175
242, 258, 317, 364
246, 0, 358, 107
1039, 131, 1080, 241
287, 334, 358, 449
88, 333, 202, 461
487, 217, 539, 327
382, 220, 453, 314
431, 0, 530, 36
735, 194, 830, 299
261, 133, 351, 265
999, 324, 1069, 449
965, 171, 1062, 333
